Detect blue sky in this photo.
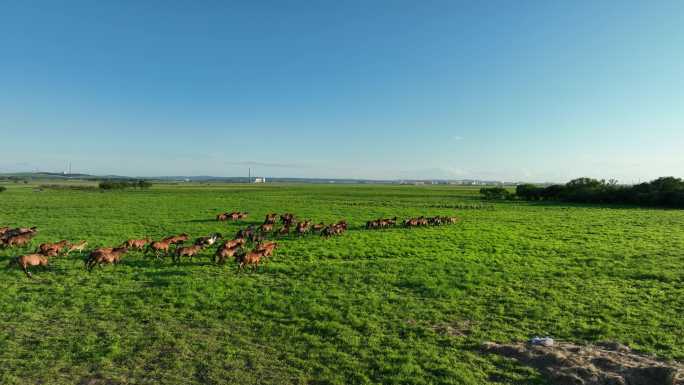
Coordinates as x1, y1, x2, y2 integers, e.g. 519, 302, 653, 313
1, 1, 682, 182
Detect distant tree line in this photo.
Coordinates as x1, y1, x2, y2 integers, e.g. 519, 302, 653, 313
480, 177, 684, 208
0, 176, 28, 183
98, 180, 152, 190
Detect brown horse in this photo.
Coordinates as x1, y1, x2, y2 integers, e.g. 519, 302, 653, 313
86, 247, 128, 271
295, 221, 311, 236
235, 249, 266, 272
174, 245, 203, 263
162, 233, 189, 245
215, 244, 241, 264
148, 240, 171, 258
263, 213, 278, 225
256, 241, 278, 258
223, 238, 246, 249
38, 240, 69, 256
259, 223, 274, 233
2, 226, 38, 239
277, 225, 290, 237
10, 253, 49, 278
280, 213, 295, 226
2, 233, 34, 247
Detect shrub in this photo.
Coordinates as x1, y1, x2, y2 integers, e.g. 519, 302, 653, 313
479, 187, 513, 200
99, 180, 152, 190
0, 186, 6, 193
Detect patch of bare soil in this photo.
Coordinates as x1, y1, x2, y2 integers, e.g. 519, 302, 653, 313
482, 341, 683, 385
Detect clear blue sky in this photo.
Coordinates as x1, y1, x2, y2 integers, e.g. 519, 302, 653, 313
1, 1, 682, 182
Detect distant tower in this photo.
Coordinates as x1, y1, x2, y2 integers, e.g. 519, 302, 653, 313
248, 168, 251, 183
68, 161, 72, 175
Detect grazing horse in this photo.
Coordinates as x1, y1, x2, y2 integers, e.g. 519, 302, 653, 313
86, 247, 128, 271
216, 213, 229, 221
10, 254, 49, 278
65, 240, 88, 255
259, 223, 274, 233
312, 223, 326, 232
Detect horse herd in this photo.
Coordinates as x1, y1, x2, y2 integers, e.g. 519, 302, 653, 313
1, 212, 459, 278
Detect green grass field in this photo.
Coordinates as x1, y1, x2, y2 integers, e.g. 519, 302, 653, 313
0, 183, 682, 384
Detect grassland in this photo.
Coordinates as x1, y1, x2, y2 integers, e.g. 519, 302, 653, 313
0, 183, 682, 384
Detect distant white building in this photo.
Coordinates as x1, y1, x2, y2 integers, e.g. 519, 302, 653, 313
253, 177, 266, 183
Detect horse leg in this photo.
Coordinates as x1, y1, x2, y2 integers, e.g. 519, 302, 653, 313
22, 264, 32, 278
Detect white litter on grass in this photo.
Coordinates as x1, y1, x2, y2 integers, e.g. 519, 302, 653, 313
529, 336, 554, 347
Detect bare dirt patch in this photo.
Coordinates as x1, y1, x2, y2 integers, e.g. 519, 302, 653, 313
483, 341, 683, 385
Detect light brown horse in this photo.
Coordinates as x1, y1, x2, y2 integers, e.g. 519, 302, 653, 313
65, 240, 88, 255
10, 253, 49, 278
259, 223, 274, 233
125, 238, 151, 250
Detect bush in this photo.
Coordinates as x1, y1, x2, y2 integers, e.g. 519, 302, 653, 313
516, 184, 544, 200
99, 180, 152, 190
0, 186, 6, 193
479, 187, 513, 200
